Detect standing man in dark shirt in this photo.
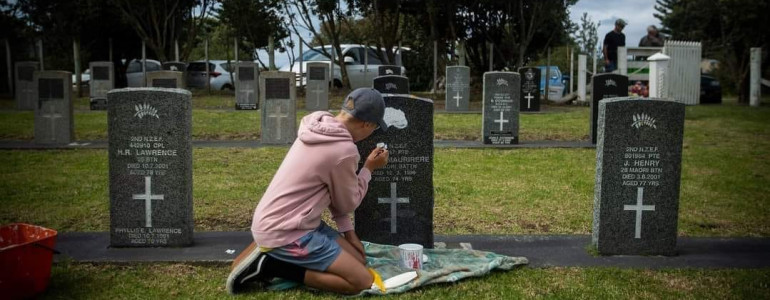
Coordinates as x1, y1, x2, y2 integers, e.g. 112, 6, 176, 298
602, 19, 627, 72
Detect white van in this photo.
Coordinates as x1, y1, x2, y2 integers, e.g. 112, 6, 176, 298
279, 44, 406, 89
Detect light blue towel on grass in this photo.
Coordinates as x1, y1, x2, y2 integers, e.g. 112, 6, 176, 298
267, 241, 529, 295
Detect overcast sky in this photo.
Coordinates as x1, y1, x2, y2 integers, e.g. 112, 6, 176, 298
265, 0, 664, 68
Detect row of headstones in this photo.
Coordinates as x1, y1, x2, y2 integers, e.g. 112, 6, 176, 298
371, 68, 540, 145
16, 58, 630, 149
14, 62, 306, 145
15, 60, 406, 111
14, 61, 189, 111
107, 86, 684, 257
443, 66, 543, 113
458, 71, 629, 145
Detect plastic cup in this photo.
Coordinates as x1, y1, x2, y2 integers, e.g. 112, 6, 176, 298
398, 243, 423, 270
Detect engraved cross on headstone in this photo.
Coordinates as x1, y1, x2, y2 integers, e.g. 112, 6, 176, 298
22, 86, 36, 95
268, 102, 288, 140
378, 182, 410, 234
494, 111, 509, 131
41, 103, 62, 141
132, 176, 164, 227
453, 90, 463, 107
240, 88, 254, 101
623, 187, 655, 239
311, 88, 324, 107
525, 93, 534, 109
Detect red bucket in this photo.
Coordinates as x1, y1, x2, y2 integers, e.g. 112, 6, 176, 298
0, 223, 58, 299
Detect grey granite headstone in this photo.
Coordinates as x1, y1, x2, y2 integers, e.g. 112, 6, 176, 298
592, 98, 684, 256
15, 61, 40, 110
89, 62, 114, 110
482, 72, 520, 144
445, 66, 470, 111
373, 75, 409, 94
591, 73, 628, 144
147, 71, 185, 89
260, 71, 296, 144
519, 67, 541, 112
34, 71, 73, 144
108, 88, 193, 247
305, 62, 329, 111
162, 62, 187, 72
235, 62, 259, 110
378, 65, 402, 76
355, 94, 434, 248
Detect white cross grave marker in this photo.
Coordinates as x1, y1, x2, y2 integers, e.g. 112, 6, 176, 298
623, 187, 655, 239
239, 88, 254, 104
41, 103, 62, 141
268, 102, 289, 140
132, 176, 164, 227
453, 90, 463, 107
378, 182, 410, 233
525, 93, 534, 109
22, 86, 35, 96
311, 87, 325, 107
494, 111, 509, 131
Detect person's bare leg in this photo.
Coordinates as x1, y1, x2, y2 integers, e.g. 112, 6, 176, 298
303, 248, 373, 294
335, 236, 365, 264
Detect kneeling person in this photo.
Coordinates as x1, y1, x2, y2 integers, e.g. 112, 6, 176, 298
228, 88, 390, 295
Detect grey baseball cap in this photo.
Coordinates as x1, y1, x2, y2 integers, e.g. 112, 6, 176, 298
341, 88, 388, 132
615, 18, 628, 27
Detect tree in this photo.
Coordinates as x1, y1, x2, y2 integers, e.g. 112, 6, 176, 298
655, 0, 770, 103
653, 0, 676, 37
112, 0, 212, 62
573, 12, 599, 65
513, 0, 577, 68
217, 0, 288, 69
348, 0, 423, 65
283, 0, 353, 88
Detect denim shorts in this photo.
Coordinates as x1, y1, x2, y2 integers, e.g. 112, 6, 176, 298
265, 221, 342, 272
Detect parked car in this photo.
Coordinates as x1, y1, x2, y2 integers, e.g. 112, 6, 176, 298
536, 66, 566, 100
279, 44, 406, 89
125, 59, 162, 87
186, 60, 235, 90
700, 74, 722, 104
72, 68, 90, 89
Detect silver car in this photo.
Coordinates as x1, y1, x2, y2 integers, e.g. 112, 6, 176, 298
280, 44, 406, 89
186, 60, 235, 90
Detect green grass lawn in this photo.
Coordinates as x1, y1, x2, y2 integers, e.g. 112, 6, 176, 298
0, 96, 588, 141
2, 95, 769, 298
1, 98, 768, 236
39, 263, 769, 299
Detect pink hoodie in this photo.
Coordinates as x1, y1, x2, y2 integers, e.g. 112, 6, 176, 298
251, 111, 371, 248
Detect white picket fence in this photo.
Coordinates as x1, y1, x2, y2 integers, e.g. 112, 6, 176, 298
663, 40, 702, 105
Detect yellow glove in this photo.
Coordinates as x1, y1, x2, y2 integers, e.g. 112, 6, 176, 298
368, 268, 386, 293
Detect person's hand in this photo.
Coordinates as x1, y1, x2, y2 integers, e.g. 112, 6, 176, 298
605, 58, 610, 64
344, 231, 366, 261
364, 146, 388, 171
